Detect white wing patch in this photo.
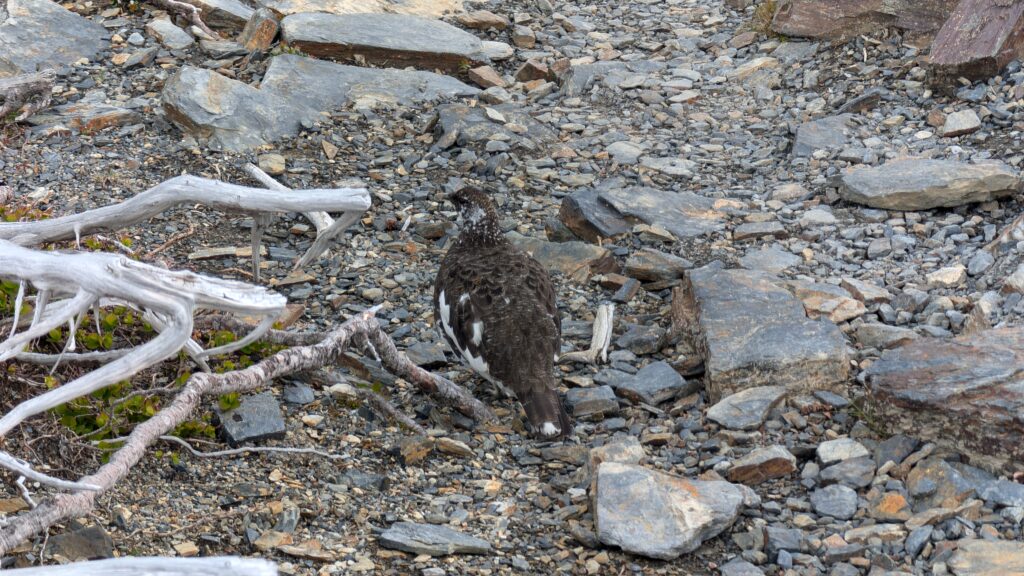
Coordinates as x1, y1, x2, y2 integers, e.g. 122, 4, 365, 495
438, 290, 511, 397
471, 321, 483, 347
541, 422, 561, 436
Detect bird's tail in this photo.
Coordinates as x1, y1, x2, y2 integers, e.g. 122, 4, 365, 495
520, 383, 574, 440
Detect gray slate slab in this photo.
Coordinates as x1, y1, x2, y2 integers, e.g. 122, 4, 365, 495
684, 266, 849, 401
0, 0, 107, 75
840, 158, 1021, 210
218, 391, 287, 445
379, 522, 491, 556
281, 13, 487, 72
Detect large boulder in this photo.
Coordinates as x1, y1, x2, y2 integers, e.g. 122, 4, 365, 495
840, 159, 1020, 211
864, 327, 1024, 474
681, 266, 849, 402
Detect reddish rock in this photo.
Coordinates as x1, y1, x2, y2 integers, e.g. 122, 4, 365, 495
468, 65, 505, 88
928, 0, 1024, 84
865, 327, 1024, 474
238, 7, 280, 51
515, 59, 549, 82
455, 9, 510, 30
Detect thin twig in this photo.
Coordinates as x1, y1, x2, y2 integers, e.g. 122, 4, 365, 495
145, 223, 196, 258
157, 435, 344, 460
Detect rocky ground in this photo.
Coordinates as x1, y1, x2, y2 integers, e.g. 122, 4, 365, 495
2, 0, 1024, 574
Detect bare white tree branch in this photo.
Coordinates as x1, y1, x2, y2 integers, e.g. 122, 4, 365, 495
4, 556, 278, 575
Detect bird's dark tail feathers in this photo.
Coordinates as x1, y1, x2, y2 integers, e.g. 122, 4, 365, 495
520, 384, 574, 440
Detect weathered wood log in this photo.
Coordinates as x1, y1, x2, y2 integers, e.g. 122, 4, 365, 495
927, 0, 1024, 85
4, 556, 277, 575
770, 0, 957, 41
0, 70, 55, 123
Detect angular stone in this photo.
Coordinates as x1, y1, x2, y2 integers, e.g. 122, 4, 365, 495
811, 484, 858, 520
840, 158, 1020, 211
506, 232, 614, 280
599, 186, 730, 239
706, 386, 788, 431
840, 277, 891, 303
855, 323, 918, 350
819, 456, 876, 488
238, 7, 280, 52
864, 327, 1024, 474
44, 525, 114, 561
844, 523, 906, 544
467, 65, 505, 88
793, 114, 856, 157
870, 492, 913, 522
558, 188, 630, 243
928, 0, 1024, 84
511, 25, 535, 48
258, 0, 461, 19
684, 267, 849, 401
594, 462, 751, 560
162, 66, 304, 152
727, 445, 797, 485
405, 341, 447, 368
27, 102, 141, 134
875, 434, 920, 467
146, 18, 194, 50
787, 280, 866, 323
734, 221, 788, 241
624, 247, 693, 281
640, 156, 697, 178
721, 558, 765, 576
281, 383, 315, 405
199, 39, 248, 58
281, 13, 486, 73
739, 246, 802, 274
455, 10, 510, 30
949, 539, 1024, 576
941, 109, 982, 137
765, 526, 804, 556
218, 391, 286, 445
817, 438, 870, 466
431, 103, 552, 154
566, 386, 619, 418
0, 0, 107, 75
180, 0, 254, 31
379, 522, 490, 556
515, 59, 549, 82
615, 324, 667, 356
927, 264, 967, 288
610, 361, 695, 405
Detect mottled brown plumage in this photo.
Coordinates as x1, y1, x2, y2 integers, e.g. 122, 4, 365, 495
433, 187, 572, 439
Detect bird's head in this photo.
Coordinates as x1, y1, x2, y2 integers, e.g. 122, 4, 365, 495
448, 186, 498, 227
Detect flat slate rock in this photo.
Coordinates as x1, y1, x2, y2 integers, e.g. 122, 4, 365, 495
706, 386, 788, 431
281, 383, 315, 405
165, 55, 478, 151
840, 158, 1021, 211
948, 539, 1024, 576
684, 267, 849, 402
792, 114, 856, 157
258, 0, 462, 18
433, 103, 554, 154
162, 66, 305, 152
594, 462, 754, 560
864, 327, 1024, 474
44, 525, 114, 561
738, 245, 803, 274
218, 391, 287, 445
281, 13, 486, 73
558, 188, 631, 243
182, 0, 253, 30
566, 385, 619, 418
506, 232, 614, 279
379, 522, 490, 556
610, 361, 695, 405
405, 341, 448, 368
261, 54, 478, 113
0, 0, 107, 75
599, 186, 731, 239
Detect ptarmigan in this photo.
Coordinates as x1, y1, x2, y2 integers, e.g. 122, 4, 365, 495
433, 187, 572, 439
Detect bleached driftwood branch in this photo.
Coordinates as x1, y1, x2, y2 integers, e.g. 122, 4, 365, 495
0, 70, 54, 123
243, 163, 366, 277
559, 303, 614, 364
0, 174, 370, 247
4, 556, 277, 575
0, 306, 494, 555
0, 173, 492, 554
